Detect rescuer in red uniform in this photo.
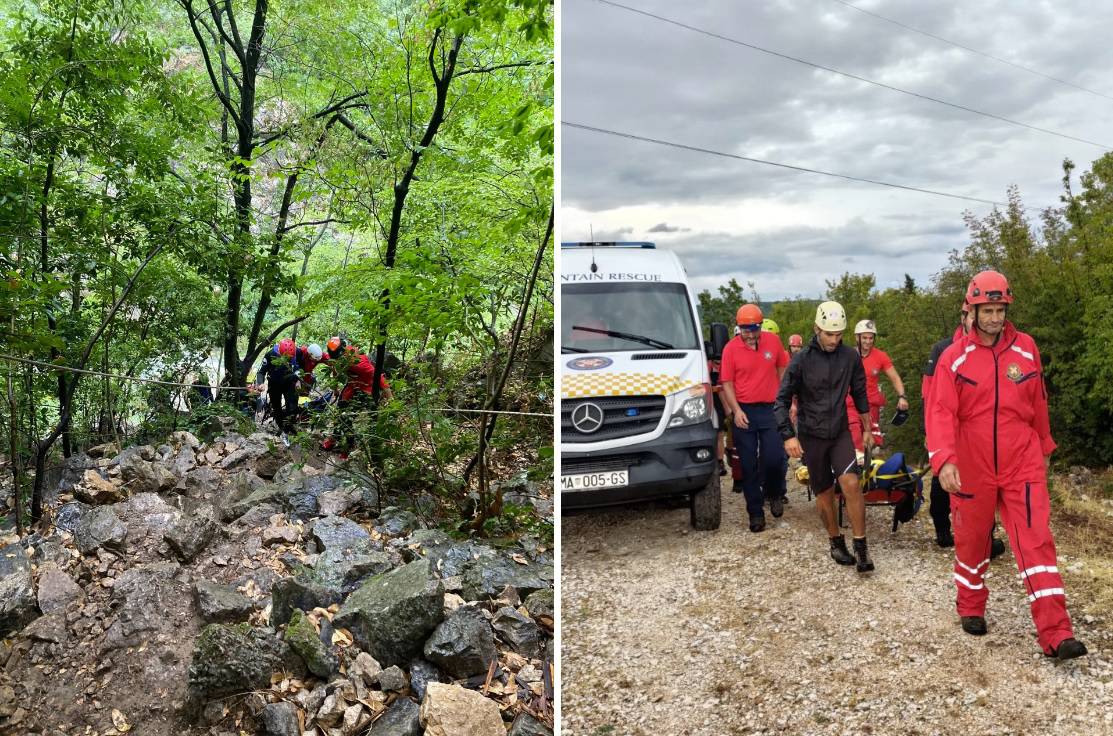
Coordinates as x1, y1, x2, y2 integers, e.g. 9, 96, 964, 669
926, 270, 1086, 659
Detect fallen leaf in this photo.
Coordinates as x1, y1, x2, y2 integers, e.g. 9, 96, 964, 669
332, 628, 353, 646
511, 554, 529, 565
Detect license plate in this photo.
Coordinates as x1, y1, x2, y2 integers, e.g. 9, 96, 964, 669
561, 470, 629, 491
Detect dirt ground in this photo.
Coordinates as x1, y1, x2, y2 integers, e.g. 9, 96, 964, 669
561, 472, 1113, 736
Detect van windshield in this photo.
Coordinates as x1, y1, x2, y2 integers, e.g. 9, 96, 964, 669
561, 282, 700, 353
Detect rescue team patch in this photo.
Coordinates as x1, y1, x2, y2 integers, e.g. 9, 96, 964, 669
561, 372, 702, 399
763, 351, 772, 360
1006, 363, 1023, 382
566, 356, 613, 371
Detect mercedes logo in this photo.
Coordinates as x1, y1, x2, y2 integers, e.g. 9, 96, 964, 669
571, 402, 604, 433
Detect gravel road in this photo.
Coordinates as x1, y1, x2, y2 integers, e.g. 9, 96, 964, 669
561, 472, 1113, 736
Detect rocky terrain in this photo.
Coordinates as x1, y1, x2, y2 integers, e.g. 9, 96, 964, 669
0, 429, 554, 736
562, 474, 1113, 736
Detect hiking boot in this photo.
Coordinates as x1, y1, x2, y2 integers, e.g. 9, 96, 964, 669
829, 535, 856, 566
961, 616, 987, 636
1048, 638, 1088, 660
936, 530, 954, 548
749, 514, 766, 533
990, 537, 1007, 559
732, 480, 744, 494
770, 496, 784, 518
719, 461, 728, 477
853, 537, 874, 573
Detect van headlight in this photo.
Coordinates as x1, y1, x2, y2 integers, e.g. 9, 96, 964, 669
668, 384, 711, 428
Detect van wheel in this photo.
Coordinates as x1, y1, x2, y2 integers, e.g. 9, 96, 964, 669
690, 470, 721, 530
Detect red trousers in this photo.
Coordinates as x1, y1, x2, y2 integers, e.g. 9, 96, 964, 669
950, 480, 1073, 653
848, 403, 884, 452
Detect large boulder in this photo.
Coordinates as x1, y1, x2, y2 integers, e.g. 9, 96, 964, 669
423, 606, 498, 679
509, 712, 554, 736
73, 469, 126, 505
169, 444, 198, 479
419, 683, 504, 736
74, 507, 127, 555
283, 608, 338, 677
369, 697, 421, 736
118, 452, 177, 493
101, 561, 179, 652
461, 552, 549, 601
403, 530, 486, 579
57, 452, 95, 493
374, 507, 421, 537
178, 465, 223, 499
269, 576, 343, 628
54, 501, 91, 532
333, 560, 444, 668
117, 492, 181, 539
491, 606, 542, 658
165, 502, 218, 562
194, 581, 254, 624
36, 564, 84, 615
253, 444, 290, 480
0, 544, 38, 637
188, 623, 302, 701
312, 516, 370, 552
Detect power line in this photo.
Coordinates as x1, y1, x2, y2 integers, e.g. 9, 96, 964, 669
588, 0, 1112, 150
563, 121, 1010, 206
828, 0, 1113, 103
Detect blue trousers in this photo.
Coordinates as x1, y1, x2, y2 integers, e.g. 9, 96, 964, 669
731, 403, 785, 519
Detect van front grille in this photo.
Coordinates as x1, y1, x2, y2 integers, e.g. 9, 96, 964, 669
561, 395, 665, 443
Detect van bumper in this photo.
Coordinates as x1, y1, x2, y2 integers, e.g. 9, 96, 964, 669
560, 421, 717, 509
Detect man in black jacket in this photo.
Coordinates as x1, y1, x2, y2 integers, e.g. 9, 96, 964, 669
775, 301, 876, 572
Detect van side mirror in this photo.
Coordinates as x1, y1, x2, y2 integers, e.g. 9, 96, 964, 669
704, 340, 713, 358
709, 323, 729, 359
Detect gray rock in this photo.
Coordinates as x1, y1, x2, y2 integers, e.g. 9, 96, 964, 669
402, 530, 485, 579
188, 623, 303, 700
461, 552, 549, 601
195, 581, 254, 623
178, 465, 223, 498
375, 664, 407, 692
58, 452, 95, 492
287, 474, 337, 519
284, 608, 338, 677
74, 506, 127, 555
269, 576, 342, 628
312, 516, 370, 552
36, 565, 84, 614
523, 589, 554, 620
86, 442, 120, 458
423, 605, 498, 679
165, 502, 217, 562
170, 430, 201, 449
374, 507, 421, 536
492, 606, 542, 657
334, 559, 444, 668
317, 487, 360, 516
222, 482, 284, 522
170, 445, 198, 479
21, 611, 68, 644
368, 697, 421, 736
0, 544, 38, 637
102, 562, 179, 652
271, 463, 303, 486
313, 548, 396, 593
118, 492, 180, 535
54, 501, 90, 532
253, 444, 290, 480
509, 712, 553, 736
408, 658, 442, 701
119, 452, 177, 493
260, 701, 300, 736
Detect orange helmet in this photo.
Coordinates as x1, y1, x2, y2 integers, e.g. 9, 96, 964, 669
736, 304, 763, 327
788, 334, 803, 347
965, 270, 1012, 306
326, 336, 346, 358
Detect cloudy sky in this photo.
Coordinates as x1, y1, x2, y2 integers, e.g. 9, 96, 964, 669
559, 0, 1113, 299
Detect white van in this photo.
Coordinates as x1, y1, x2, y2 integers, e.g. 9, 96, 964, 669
560, 242, 724, 529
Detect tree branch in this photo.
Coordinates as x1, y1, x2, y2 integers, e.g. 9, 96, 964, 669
455, 60, 547, 77
180, 0, 243, 128
279, 217, 347, 234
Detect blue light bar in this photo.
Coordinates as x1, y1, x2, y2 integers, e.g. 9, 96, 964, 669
560, 241, 656, 249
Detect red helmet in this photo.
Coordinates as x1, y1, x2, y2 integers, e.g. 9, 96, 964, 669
736, 304, 763, 327
788, 334, 803, 347
965, 270, 1013, 306
277, 338, 296, 358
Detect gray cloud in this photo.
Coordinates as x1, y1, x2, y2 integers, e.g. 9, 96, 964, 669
560, 0, 1113, 298
647, 222, 689, 232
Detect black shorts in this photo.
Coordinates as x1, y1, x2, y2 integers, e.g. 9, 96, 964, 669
799, 431, 858, 495
714, 394, 728, 429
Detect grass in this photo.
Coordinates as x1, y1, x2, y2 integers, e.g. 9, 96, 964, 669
1050, 468, 1113, 620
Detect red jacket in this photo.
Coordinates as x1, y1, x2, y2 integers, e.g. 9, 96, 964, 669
340, 353, 389, 402
926, 322, 1055, 490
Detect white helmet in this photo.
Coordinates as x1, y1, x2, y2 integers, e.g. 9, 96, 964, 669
854, 319, 876, 336
307, 343, 324, 361
815, 301, 847, 332
733, 325, 741, 336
